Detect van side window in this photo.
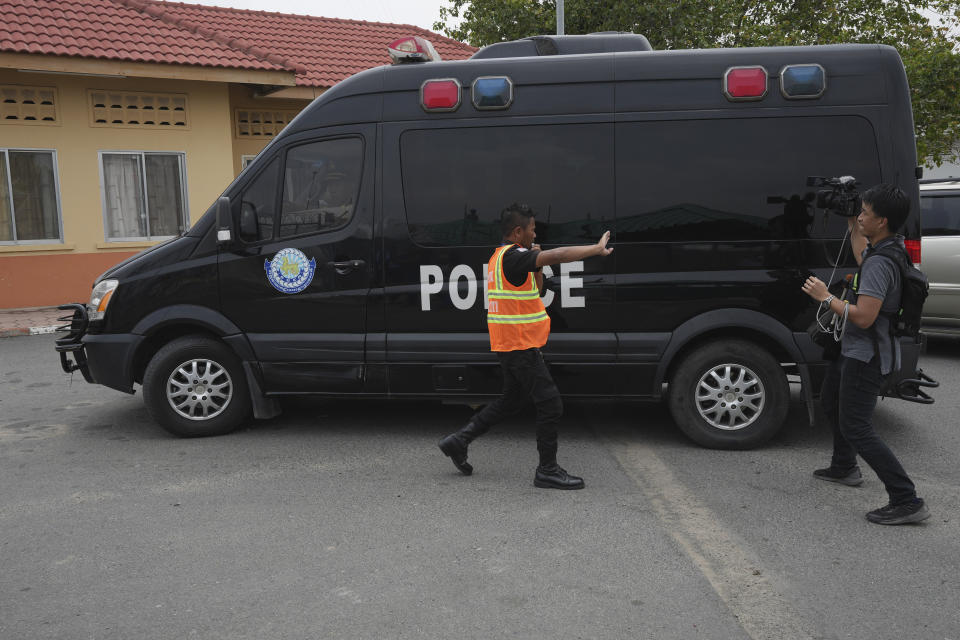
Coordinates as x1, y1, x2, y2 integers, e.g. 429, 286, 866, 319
616, 116, 881, 241
240, 157, 280, 242
400, 124, 613, 246
920, 195, 960, 236
280, 138, 363, 238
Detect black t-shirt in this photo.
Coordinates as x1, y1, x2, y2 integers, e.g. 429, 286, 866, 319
500, 245, 541, 287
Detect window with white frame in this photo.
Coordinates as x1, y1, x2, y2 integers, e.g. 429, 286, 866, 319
100, 151, 188, 240
0, 149, 62, 243
241, 155, 257, 170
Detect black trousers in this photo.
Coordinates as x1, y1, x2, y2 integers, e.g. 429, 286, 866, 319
471, 348, 563, 462
820, 355, 917, 504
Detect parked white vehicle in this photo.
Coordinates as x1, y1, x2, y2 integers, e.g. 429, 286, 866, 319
919, 181, 960, 335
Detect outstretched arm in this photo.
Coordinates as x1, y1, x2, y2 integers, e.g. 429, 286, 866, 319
535, 230, 613, 267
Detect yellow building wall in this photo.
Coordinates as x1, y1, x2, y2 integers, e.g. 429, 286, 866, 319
227, 84, 311, 175
0, 70, 237, 307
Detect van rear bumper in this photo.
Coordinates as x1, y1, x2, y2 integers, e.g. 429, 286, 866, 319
55, 303, 141, 394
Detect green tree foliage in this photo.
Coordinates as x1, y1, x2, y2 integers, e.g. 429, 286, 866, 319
435, 0, 960, 166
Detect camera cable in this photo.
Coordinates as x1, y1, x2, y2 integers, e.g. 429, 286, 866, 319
816, 227, 851, 340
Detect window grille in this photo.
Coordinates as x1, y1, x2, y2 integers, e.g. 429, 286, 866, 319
235, 109, 297, 138
0, 85, 58, 124
90, 91, 188, 128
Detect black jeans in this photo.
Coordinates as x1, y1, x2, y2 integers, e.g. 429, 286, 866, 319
820, 355, 916, 504
471, 348, 563, 462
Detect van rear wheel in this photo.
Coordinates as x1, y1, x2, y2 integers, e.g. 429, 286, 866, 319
668, 340, 788, 449
143, 335, 251, 437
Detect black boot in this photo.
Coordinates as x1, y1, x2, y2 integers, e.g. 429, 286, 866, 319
533, 442, 584, 490
534, 464, 585, 490
438, 422, 487, 476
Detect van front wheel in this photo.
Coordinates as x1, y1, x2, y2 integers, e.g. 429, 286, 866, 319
668, 340, 788, 449
143, 335, 251, 437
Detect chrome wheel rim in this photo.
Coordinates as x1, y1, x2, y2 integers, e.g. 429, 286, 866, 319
695, 363, 765, 431
165, 359, 233, 421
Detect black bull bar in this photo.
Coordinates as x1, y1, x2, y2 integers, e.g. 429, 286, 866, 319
54, 303, 94, 383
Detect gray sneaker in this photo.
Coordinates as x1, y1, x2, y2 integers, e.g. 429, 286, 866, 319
813, 466, 864, 487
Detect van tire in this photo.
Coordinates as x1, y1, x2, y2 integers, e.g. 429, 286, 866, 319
143, 335, 251, 437
668, 340, 788, 449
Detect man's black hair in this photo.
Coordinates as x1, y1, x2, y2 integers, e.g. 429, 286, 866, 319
861, 183, 909, 233
500, 203, 535, 239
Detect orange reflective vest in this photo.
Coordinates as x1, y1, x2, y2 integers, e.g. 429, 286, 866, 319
487, 244, 551, 352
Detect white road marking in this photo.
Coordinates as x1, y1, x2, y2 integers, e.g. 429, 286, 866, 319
605, 436, 814, 640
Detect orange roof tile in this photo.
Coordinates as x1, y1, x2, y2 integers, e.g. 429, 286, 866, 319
0, 0, 289, 72
0, 0, 478, 87
141, 1, 477, 86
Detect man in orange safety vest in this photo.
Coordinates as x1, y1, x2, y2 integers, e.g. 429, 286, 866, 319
438, 203, 613, 489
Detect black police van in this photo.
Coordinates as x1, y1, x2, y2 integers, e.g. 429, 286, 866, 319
56, 33, 928, 449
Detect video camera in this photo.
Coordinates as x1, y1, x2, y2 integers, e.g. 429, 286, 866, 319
806, 175, 860, 217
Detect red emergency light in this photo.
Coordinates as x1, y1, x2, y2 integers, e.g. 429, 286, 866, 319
388, 36, 441, 64
724, 66, 768, 101
421, 79, 461, 112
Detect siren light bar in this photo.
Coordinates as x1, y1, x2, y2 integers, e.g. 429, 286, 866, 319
388, 36, 442, 64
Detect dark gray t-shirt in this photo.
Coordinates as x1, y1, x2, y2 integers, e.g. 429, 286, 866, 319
841, 235, 904, 374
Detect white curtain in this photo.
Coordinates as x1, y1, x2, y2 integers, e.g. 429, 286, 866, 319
145, 154, 184, 237
103, 154, 146, 239
10, 151, 59, 241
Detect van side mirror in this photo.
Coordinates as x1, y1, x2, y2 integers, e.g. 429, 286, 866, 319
215, 196, 233, 245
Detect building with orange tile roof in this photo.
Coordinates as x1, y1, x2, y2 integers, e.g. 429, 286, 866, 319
0, 0, 475, 308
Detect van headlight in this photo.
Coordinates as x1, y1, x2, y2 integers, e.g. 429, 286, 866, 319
88, 279, 119, 321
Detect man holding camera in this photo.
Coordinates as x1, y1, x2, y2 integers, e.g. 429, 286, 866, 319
801, 184, 929, 525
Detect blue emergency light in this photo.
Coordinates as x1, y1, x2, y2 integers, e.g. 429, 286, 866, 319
472, 76, 513, 110
780, 64, 826, 99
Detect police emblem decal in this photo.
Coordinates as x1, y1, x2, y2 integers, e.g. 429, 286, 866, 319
264, 248, 317, 294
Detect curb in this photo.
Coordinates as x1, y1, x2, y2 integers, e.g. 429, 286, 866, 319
0, 325, 60, 339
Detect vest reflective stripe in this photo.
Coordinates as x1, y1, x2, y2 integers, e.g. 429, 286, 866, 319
489, 245, 538, 297
489, 290, 541, 300
487, 244, 550, 352
493, 245, 507, 290
488, 311, 550, 324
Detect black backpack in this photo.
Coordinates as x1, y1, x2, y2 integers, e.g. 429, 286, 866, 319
855, 242, 937, 403
858, 243, 928, 338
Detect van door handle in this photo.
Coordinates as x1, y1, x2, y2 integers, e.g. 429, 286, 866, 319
326, 259, 365, 274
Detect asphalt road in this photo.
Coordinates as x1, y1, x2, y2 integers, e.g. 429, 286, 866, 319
1, 334, 959, 640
